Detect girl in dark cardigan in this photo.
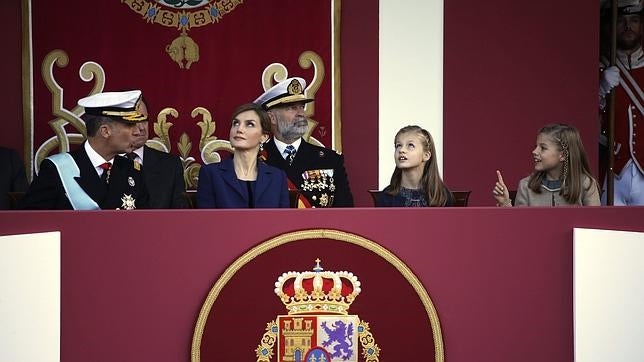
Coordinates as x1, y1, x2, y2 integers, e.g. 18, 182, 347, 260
376, 125, 453, 207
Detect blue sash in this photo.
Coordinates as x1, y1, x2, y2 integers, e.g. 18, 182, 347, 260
47, 153, 101, 210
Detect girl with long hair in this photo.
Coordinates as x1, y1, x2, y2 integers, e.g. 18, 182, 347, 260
493, 123, 600, 206
376, 125, 453, 207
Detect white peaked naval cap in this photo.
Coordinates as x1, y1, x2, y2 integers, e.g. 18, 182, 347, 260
618, 0, 643, 13
254, 77, 314, 110
78, 90, 147, 122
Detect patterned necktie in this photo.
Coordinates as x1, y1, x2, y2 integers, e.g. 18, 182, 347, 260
99, 162, 112, 184
284, 145, 296, 165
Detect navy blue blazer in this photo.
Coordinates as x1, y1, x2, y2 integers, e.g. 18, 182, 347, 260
196, 158, 289, 208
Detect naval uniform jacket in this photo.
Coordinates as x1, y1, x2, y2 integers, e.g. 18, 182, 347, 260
19, 144, 148, 210
196, 158, 289, 208
142, 146, 188, 209
263, 138, 354, 207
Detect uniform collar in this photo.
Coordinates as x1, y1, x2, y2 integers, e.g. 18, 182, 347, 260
85, 141, 114, 169
618, 46, 644, 69
273, 137, 302, 159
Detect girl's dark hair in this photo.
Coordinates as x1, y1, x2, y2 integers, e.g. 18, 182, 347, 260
527, 123, 599, 203
385, 125, 450, 206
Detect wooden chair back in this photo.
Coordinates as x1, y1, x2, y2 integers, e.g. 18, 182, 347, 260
369, 189, 472, 207
368, 190, 381, 206
183, 191, 197, 208
451, 190, 471, 207
288, 189, 301, 208
7, 192, 25, 209
509, 190, 517, 206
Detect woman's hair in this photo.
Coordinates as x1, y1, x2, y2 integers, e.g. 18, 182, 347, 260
527, 123, 599, 203
385, 125, 451, 206
230, 103, 271, 135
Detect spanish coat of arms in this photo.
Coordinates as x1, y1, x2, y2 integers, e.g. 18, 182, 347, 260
255, 259, 380, 362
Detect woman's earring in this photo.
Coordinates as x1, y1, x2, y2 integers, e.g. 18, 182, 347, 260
259, 141, 268, 162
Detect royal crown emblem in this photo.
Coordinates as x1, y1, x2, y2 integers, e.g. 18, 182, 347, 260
256, 259, 380, 362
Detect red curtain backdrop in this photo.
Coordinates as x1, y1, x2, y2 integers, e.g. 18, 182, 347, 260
29, 1, 334, 185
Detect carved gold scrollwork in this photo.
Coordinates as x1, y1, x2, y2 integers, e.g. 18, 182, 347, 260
149, 107, 177, 152
299, 51, 324, 117
261, 63, 288, 89
194, 106, 233, 165
193, 107, 216, 151
177, 132, 200, 190
34, 50, 105, 172
79, 61, 106, 106
147, 106, 234, 189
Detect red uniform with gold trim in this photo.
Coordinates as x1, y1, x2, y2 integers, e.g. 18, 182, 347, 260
603, 49, 644, 175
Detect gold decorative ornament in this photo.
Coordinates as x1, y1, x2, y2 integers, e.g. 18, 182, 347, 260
121, 0, 243, 69
165, 30, 200, 69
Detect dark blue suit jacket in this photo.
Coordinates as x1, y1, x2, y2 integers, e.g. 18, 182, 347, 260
143, 146, 188, 209
196, 158, 289, 208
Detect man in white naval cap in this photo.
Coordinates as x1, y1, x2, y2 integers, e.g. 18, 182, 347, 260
599, 0, 644, 204
254, 77, 353, 207
20, 90, 149, 210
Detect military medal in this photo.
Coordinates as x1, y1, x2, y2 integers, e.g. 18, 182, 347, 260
301, 169, 337, 207
128, 176, 135, 187
120, 194, 136, 210
319, 193, 329, 207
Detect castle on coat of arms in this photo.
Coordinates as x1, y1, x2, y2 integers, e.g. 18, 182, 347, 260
281, 318, 314, 361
